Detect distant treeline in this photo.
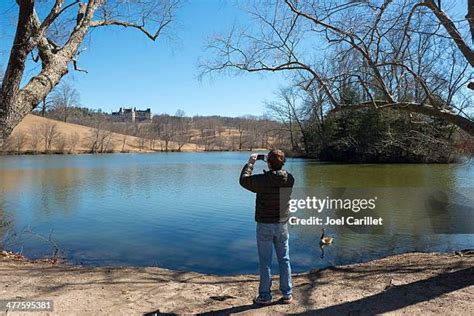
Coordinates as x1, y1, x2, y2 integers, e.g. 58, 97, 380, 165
35, 106, 294, 152
5, 84, 472, 161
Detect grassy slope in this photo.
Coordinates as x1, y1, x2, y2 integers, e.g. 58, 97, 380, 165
10, 114, 202, 153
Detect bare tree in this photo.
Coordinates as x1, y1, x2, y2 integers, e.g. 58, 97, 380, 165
40, 122, 61, 152
204, 0, 474, 136
55, 135, 67, 153
13, 130, 28, 153
121, 135, 127, 153
89, 128, 112, 153
136, 126, 148, 151
28, 126, 41, 152
38, 96, 54, 117
199, 132, 216, 151
175, 129, 190, 151
100, 130, 113, 153
237, 122, 245, 150
419, 0, 473, 70
88, 116, 112, 153
68, 131, 80, 153
0, 0, 180, 144
153, 114, 176, 151
174, 111, 191, 151
51, 82, 80, 122
266, 86, 308, 152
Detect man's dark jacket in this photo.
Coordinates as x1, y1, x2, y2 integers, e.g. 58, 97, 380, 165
239, 163, 294, 223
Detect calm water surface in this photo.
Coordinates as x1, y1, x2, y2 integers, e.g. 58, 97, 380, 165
0, 152, 473, 274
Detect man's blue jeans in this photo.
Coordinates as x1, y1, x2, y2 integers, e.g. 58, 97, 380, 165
256, 222, 292, 300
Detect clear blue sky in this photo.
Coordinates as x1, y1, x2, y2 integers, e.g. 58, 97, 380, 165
0, 1, 468, 117
0, 0, 288, 117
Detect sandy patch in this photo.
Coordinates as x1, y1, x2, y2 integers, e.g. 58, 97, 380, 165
0, 252, 472, 315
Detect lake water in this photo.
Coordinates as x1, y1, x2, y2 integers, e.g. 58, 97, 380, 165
0, 152, 473, 275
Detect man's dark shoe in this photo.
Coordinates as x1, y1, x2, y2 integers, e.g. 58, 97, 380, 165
253, 295, 272, 305
281, 295, 293, 304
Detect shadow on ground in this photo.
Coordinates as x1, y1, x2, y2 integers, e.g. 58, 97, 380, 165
144, 300, 283, 316
290, 267, 474, 315
147, 267, 473, 315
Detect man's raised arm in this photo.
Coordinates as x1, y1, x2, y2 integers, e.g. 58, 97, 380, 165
239, 154, 265, 193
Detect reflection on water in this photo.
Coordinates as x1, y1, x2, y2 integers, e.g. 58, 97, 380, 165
0, 153, 473, 275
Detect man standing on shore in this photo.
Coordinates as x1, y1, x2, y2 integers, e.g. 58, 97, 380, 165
239, 149, 295, 305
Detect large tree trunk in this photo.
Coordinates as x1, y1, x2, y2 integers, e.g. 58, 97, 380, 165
0, 0, 36, 145
0, 58, 70, 143
0, 2, 97, 146
0, 0, 175, 146
398, 104, 474, 136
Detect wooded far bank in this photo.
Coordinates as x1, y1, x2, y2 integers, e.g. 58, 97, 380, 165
2, 105, 473, 163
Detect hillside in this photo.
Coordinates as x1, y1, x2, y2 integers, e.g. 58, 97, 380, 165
4, 115, 202, 154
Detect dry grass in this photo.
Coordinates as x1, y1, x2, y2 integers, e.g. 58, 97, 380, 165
7, 115, 203, 153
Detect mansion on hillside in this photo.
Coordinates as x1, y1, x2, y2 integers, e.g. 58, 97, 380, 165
111, 107, 152, 123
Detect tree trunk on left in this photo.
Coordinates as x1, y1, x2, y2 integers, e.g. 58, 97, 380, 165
0, 1, 96, 146
0, 0, 36, 146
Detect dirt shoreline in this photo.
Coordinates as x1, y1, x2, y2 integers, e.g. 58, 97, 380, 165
0, 251, 472, 315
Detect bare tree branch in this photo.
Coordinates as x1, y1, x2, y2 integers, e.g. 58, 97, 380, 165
203, 0, 473, 135
90, 19, 171, 41
421, 0, 474, 67
0, 0, 179, 141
